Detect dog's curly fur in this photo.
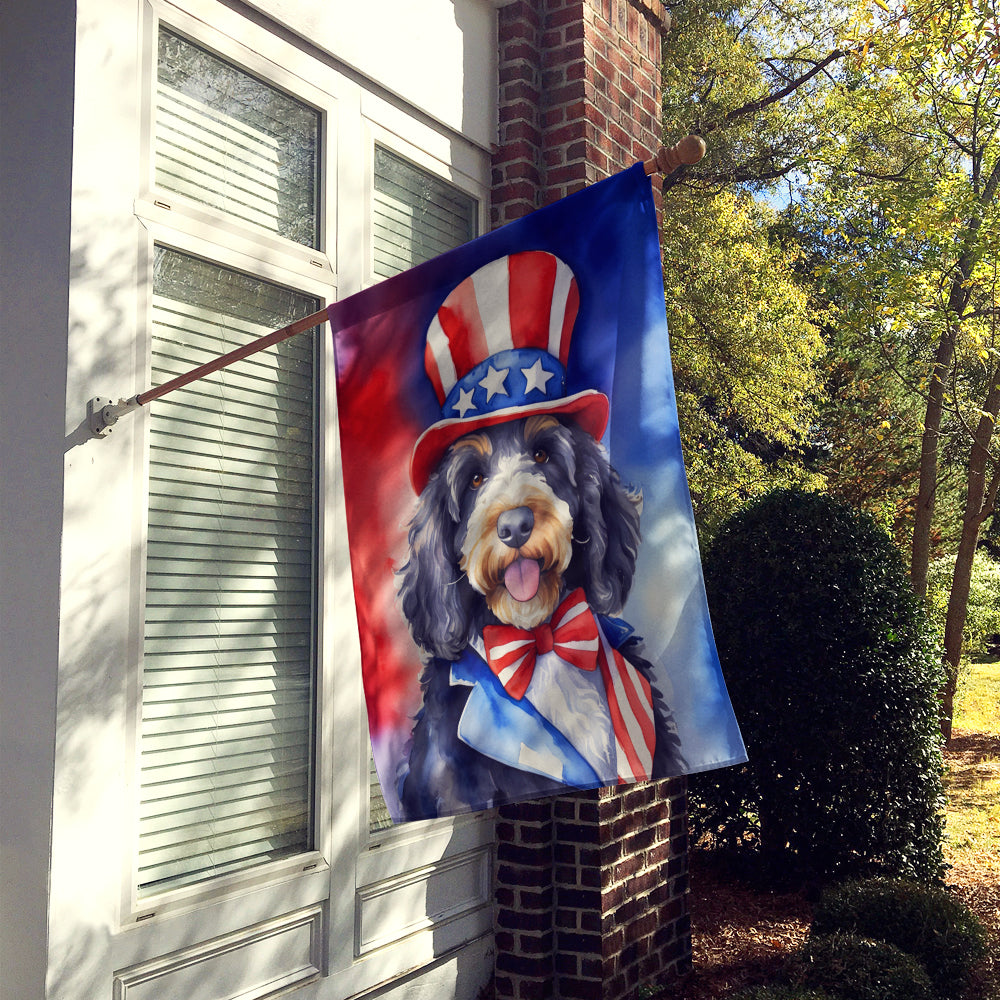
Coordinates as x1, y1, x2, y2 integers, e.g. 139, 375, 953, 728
397, 415, 683, 818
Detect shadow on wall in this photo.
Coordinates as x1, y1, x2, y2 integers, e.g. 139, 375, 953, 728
453, 0, 498, 160
425, 820, 497, 1000
44, 214, 152, 998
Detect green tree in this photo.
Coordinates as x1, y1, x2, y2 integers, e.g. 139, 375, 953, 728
802, 0, 1000, 735
662, 189, 825, 537
816, 347, 925, 544
782, 206, 965, 549
661, 0, 853, 195
660, 1, 999, 738
927, 548, 1000, 658
659, 0, 844, 537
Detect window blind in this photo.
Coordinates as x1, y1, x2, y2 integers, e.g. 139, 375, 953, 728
368, 147, 477, 831
138, 248, 319, 895
372, 146, 477, 280
156, 28, 320, 248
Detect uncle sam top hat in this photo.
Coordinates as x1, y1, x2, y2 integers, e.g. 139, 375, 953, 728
410, 250, 610, 492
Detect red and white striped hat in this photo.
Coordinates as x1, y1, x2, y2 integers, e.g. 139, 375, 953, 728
410, 251, 609, 491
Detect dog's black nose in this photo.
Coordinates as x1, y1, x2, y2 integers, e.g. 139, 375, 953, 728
497, 506, 534, 548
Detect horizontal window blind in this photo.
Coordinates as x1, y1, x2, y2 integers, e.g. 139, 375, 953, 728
139, 247, 319, 895
368, 147, 478, 831
372, 145, 477, 280
156, 27, 320, 248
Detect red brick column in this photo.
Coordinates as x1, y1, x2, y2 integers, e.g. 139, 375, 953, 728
495, 799, 556, 999
493, 0, 545, 224
493, 0, 668, 226
491, 3, 691, 999
494, 782, 691, 1000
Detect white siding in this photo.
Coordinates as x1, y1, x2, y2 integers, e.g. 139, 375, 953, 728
0, 0, 500, 997
241, 0, 498, 152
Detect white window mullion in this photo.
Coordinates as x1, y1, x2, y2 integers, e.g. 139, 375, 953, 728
365, 145, 479, 832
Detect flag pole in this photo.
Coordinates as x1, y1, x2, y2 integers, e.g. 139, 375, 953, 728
642, 134, 706, 176
88, 136, 705, 438
87, 308, 329, 437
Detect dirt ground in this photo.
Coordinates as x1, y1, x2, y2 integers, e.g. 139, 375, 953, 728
943, 728, 1000, 1000
666, 733, 1000, 1000
668, 849, 814, 999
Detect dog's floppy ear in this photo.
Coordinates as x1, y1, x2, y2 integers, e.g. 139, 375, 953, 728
397, 471, 476, 661
568, 428, 642, 616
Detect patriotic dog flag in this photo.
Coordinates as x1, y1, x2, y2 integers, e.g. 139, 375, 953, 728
331, 164, 746, 823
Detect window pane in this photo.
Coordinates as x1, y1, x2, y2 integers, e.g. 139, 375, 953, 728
156, 28, 320, 248
372, 146, 477, 279
368, 149, 478, 831
139, 247, 318, 895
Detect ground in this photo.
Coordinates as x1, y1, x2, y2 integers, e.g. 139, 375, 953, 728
673, 849, 815, 998
943, 727, 1000, 1000
669, 719, 1000, 1000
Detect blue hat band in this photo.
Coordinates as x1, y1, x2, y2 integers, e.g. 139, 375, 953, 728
443, 348, 567, 421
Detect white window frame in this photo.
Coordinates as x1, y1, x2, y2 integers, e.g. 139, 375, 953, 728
135, 0, 338, 280
111, 0, 497, 992
123, 224, 337, 925
325, 90, 497, 998
124, 0, 339, 928
362, 114, 487, 292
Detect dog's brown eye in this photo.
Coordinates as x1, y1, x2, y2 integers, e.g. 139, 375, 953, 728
533, 448, 548, 464
470, 473, 485, 490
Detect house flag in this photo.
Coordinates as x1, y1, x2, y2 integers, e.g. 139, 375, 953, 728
330, 163, 746, 823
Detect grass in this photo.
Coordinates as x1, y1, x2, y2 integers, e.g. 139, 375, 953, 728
945, 659, 1000, 867
955, 658, 1000, 734
941, 657, 1000, 1000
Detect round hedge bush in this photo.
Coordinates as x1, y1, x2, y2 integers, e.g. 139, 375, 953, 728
793, 933, 934, 1000
693, 489, 946, 881
812, 878, 987, 998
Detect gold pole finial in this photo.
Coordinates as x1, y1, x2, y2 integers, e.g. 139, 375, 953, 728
643, 135, 707, 176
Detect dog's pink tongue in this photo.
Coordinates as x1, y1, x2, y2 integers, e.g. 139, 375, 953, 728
504, 558, 541, 603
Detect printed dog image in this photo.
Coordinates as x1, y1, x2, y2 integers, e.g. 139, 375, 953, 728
331, 171, 746, 826
395, 251, 684, 819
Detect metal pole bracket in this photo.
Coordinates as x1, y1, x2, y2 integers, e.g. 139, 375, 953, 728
88, 396, 140, 438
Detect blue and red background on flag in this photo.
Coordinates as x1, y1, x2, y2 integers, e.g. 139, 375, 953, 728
330, 164, 746, 822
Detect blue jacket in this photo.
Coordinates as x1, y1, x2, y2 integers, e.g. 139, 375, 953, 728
398, 615, 661, 820
448, 614, 636, 786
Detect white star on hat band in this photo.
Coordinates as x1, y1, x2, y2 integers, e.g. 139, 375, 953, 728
442, 347, 565, 420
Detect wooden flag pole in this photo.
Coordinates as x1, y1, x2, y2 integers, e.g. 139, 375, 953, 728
88, 137, 706, 437
87, 308, 329, 437
136, 308, 329, 406
643, 134, 706, 176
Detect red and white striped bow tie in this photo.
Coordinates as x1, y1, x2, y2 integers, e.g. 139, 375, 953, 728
483, 588, 599, 700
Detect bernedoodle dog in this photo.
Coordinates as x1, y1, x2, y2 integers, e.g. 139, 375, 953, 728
396, 412, 684, 820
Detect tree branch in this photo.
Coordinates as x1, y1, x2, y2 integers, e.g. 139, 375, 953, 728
702, 49, 847, 133
852, 164, 919, 183
663, 159, 804, 193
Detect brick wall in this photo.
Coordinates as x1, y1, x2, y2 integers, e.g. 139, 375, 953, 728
490, 3, 692, 998
494, 781, 691, 1000
492, 0, 668, 226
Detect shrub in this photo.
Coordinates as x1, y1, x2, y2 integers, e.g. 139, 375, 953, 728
692, 489, 946, 882
792, 933, 934, 1000
811, 878, 988, 998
